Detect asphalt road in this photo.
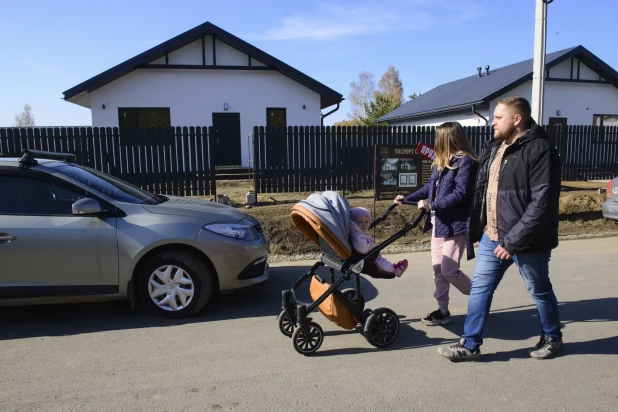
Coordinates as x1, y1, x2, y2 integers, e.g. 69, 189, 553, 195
1, 237, 617, 412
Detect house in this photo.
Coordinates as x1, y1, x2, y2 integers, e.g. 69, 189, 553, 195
381, 158, 397, 170
378, 45, 618, 129
63, 22, 343, 168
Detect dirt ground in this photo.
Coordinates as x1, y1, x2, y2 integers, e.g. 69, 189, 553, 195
199, 180, 617, 258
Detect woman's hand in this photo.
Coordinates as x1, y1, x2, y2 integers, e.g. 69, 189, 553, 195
394, 195, 404, 205
418, 199, 432, 210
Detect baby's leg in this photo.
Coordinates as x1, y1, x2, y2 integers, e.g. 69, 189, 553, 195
375, 256, 395, 273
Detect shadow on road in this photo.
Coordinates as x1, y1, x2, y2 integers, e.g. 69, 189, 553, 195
0, 264, 379, 340
2, 263, 617, 362
293, 298, 618, 358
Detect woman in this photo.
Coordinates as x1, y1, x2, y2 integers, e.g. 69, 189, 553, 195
394, 122, 479, 326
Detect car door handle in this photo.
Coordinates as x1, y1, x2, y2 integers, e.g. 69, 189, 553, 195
0, 233, 17, 244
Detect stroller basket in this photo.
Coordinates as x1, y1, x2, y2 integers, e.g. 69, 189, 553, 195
279, 191, 426, 355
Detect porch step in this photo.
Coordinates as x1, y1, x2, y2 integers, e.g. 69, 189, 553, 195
215, 167, 253, 181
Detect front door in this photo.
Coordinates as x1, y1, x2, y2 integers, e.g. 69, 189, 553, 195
212, 113, 241, 167
548, 117, 568, 149
548, 117, 567, 128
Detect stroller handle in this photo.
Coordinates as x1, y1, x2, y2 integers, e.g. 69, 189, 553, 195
368, 200, 421, 229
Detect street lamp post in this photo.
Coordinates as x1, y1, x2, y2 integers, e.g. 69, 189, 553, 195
531, 0, 553, 125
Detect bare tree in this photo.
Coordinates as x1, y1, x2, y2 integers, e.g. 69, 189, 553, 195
348, 71, 375, 122
332, 119, 361, 127
14, 103, 35, 127
378, 65, 404, 107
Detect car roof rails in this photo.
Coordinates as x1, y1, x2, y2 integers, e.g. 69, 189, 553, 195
19, 149, 76, 166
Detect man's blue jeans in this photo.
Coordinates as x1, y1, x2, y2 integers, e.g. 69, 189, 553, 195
462, 234, 562, 350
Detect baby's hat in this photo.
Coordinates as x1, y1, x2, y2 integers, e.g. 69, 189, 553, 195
350, 207, 371, 222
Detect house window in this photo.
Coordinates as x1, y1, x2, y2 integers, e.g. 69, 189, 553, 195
267, 108, 286, 128
118, 108, 171, 129
592, 114, 618, 142
592, 114, 618, 127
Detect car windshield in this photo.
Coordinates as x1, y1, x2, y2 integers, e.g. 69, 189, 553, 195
53, 164, 164, 205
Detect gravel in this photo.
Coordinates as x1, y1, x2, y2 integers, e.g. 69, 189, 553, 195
267, 230, 618, 263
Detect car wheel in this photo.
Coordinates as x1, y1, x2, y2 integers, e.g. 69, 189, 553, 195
138, 250, 212, 319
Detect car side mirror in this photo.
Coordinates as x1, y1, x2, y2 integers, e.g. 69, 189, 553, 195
72, 198, 105, 216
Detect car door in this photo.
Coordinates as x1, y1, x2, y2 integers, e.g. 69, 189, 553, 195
0, 168, 119, 299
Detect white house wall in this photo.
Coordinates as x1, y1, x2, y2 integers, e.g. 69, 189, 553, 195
167, 40, 202, 65
89, 69, 321, 167
549, 58, 606, 81
214, 40, 250, 66
149, 37, 269, 67
489, 80, 618, 125
549, 58, 572, 78
389, 110, 490, 128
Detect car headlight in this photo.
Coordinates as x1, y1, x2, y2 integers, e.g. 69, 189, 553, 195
203, 222, 258, 241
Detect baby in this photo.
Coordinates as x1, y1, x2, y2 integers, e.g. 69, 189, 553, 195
349, 207, 408, 277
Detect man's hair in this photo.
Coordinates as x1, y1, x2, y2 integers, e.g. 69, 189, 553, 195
498, 97, 532, 125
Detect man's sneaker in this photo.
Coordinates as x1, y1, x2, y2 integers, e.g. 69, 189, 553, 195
529, 336, 563, 359
421, 309, 452, 326
437, 339, 481, 361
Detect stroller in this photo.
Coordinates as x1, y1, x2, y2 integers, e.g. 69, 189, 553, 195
278, 191, 426, 355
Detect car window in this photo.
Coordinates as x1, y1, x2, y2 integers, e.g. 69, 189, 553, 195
53, 164, 161, 205
0, 175, 87, 215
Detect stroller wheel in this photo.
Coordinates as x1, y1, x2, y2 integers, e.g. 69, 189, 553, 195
277, 310, 296, 337
341, 288, 365, 311
291, 322, 324, 355
363, 308, 400, 348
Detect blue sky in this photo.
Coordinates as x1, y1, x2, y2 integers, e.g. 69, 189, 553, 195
1, 0, 617, 127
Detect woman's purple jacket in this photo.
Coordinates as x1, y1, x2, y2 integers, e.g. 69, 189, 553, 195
404, 155, 479, 260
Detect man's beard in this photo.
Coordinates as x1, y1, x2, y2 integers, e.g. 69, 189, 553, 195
494, 124, 516, 140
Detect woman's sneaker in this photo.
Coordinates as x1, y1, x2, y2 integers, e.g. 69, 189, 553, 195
437, 339, 481, 361
421, 309, 452, 326
528, 336, 563, 359
394, 259, 408, 277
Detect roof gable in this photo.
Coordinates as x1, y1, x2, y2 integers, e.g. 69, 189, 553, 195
380, 45, 618, 122
63, 22, 343, 109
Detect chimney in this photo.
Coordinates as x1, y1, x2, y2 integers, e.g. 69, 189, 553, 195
485, 65, 490, 75
477, 67, 482, 77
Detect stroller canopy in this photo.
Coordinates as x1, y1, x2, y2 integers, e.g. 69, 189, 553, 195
291, 191, 352, 260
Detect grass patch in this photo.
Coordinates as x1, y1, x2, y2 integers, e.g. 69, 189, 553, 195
196, 180, 616, 257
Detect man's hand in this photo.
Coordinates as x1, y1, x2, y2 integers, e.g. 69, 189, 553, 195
394, 195, 404, 205
494, 245, 511, 260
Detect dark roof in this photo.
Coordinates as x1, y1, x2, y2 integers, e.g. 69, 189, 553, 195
379, 45, 618, 122
63, 22, 343, 109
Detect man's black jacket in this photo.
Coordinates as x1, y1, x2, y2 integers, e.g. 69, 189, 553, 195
469, 122, 562, 255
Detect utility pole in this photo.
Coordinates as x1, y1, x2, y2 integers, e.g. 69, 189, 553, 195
531, 0, 552, 125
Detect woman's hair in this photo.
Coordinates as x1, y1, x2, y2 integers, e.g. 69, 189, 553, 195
432, 122, 478, 171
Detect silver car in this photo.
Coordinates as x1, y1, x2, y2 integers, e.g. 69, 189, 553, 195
0, 150, 269, 318
602, 178, 618, 221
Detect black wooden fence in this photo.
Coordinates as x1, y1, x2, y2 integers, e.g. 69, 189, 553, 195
3, 125, 616, 197
253, 125, 618, 193
0, 127, 216, 197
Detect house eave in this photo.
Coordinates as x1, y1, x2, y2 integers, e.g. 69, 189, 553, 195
380, 101, 486, 123
62, 21, 343, 109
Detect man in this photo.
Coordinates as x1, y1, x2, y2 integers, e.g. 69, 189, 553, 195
437, 97, 563, 361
